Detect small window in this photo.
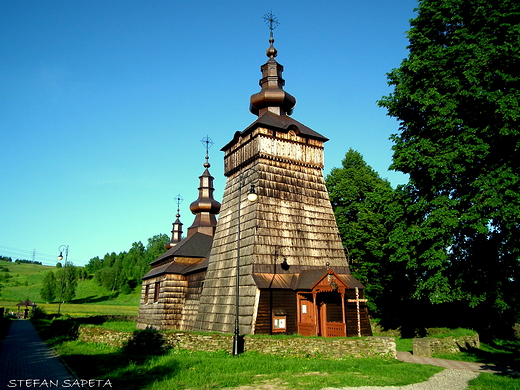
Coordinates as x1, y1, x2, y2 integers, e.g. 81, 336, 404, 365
153, 282, 160, 303
144, 284, 150, 304
273, 315, 286, 332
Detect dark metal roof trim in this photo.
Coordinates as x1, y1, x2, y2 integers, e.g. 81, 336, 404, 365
222, 111, 328, 151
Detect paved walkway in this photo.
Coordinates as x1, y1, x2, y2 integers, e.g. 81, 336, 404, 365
0, 319, 77, 389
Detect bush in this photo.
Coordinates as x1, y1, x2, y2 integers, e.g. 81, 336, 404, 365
426, 328, 477, 338
122, 329, 169, 359
30, 306, 48, 319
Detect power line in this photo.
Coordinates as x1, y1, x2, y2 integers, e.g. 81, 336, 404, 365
0, 244, 81, 267
0, 245, 54, 259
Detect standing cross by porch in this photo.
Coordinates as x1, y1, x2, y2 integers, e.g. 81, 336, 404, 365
347, 287, 368, 337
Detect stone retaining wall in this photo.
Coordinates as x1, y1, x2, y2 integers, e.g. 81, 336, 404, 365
413, 334, 480, 357
245, 336, 396, 358
77, 327, 396, 358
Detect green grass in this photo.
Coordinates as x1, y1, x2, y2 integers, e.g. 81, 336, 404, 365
0, 261, 139, 317
433, 339, 520, 371
0, 262, 55, 302
426, 327, 478, 338
53, 343, 443, 390
395, 338, 413, 352
90, 321, 137, 333
30, 316, 520, 390
467, 372, 520, 390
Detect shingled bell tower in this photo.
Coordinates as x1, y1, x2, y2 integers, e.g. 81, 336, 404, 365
195, 15, 371, 338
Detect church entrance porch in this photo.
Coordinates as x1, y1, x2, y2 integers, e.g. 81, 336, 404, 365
295, 270, 372, 338
253, 268, 372, 337
298, 291, 347, 337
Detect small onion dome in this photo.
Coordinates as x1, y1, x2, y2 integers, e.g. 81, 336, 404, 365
189, 168, 221, 215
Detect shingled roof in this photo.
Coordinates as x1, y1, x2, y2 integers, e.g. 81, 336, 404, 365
149, 232, 213, 267
222, 111, 328, 151
252, 268, 365, 290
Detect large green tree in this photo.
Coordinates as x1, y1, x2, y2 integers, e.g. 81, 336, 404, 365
378, 0, 520, 334
326, 149, 400, 316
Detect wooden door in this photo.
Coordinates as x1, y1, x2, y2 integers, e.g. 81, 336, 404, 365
318, 292, 346, 337
298, 294, 316, 336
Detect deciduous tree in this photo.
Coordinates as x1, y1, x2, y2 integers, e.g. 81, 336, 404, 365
326, 149, 400, 316
41, 270, 57, 303
378, 0, 520, 334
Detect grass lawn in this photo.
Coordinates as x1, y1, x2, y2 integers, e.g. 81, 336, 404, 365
52, 340, 520, 390
54, 342, 443, 390
467, 373, 520, 390
30, 318, 516, 390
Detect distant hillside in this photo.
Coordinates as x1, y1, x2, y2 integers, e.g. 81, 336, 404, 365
0, 260, 139, 316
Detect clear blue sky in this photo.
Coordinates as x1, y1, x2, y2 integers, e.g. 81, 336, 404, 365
0, 0, 417, 266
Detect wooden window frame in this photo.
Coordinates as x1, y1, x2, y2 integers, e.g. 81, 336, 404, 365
272, 315, 287, 333
153, 282, 160, 304
144, 284, 150, 304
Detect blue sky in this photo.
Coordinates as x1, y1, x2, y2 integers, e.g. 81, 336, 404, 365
0, 0, 417, 266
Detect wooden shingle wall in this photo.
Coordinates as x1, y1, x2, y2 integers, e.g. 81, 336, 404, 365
255, 289, 297, 334
136, 273, 188, 330
195, 127, 350, 335
179, 271, 206, 330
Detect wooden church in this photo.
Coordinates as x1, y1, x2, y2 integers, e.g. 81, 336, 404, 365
137, 26, 372, 338
136, 151, 221, 330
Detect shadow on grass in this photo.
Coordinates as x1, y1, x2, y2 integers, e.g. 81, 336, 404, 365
434, 340, 520, 376
60, 329, 174, 389
122, 329, 170, 360
32, 315, 136, 345
62, 350, 180, 390
70, 293, 120, 304
467, 340, 520, 372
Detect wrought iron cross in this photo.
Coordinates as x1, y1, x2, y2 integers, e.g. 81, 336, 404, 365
263, 11, 279, 41
174, 194, 183, 214
201, 135, 214, 165
263, 11, 279, 32
201, 135, 214, 152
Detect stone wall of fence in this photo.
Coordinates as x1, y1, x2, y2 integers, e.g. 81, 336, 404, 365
413, 334, 480, 357
77, 327, 396, 358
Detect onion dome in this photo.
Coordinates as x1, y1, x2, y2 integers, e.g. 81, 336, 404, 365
249, 31, 296, 117
165, 195, 184, 249
165, 213, 183, 249
187, 149, 221, 237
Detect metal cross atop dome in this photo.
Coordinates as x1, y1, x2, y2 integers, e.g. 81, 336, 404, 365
174, 194, 183, 214
263, 11, 279, 52
201, 135, 214, 167
201, 135, 214, 151
263, 11, 279, 32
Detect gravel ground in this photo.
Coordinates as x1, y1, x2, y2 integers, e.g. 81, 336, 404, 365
322, 369, 480, 390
